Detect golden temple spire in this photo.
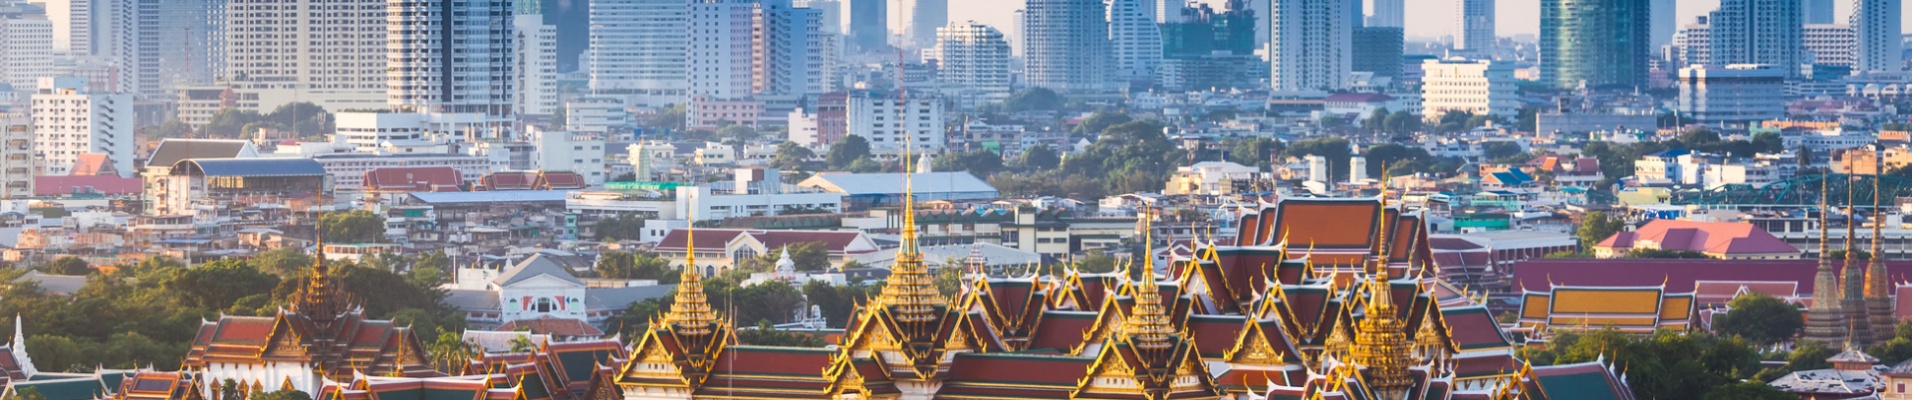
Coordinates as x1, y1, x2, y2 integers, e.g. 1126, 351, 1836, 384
878, 129, 942, 324
668, 217, 718, 335
1126, 208, 1174, 351
1352, 168, 1411, 397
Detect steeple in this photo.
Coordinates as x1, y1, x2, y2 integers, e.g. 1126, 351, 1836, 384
1869, 148, 1897, 343
1806, 176, 1850, 344
1845, 167, 1874, 346
878, 132, 942, 325
11, 314, 34, 377
668, 222, 718, 336
1351, 175, 1410, 397
1125, 208, 1174, 351
294, 213, 347, 327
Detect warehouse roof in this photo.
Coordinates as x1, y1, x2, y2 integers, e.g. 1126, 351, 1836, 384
797, 172, 997, 196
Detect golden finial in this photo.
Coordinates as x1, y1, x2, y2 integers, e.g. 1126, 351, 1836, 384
878, 131, 942, 324
667, 214, 717, 335
1351, 163, 1412, 396
1126, 208, 1175, 350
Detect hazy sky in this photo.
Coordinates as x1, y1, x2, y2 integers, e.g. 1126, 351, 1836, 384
950, 0, 1883, 49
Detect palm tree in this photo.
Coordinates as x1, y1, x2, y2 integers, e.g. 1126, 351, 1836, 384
427, 331, 477, 374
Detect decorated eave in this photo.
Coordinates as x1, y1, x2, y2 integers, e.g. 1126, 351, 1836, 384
1515, 285, 1697, 333
182, 308, 435, 379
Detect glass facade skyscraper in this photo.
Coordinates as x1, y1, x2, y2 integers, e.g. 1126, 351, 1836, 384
1540, 0, 1651, 89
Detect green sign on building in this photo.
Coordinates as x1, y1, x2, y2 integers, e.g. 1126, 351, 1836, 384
606, 181, 685, 191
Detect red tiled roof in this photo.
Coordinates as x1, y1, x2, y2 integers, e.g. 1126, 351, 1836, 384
1594, 220, 1798, 256
1429, 237, 1483, 251
1693, 281, 1799, 307
653, 229, 748, 251
34, 175, 142, 196
1514, 259, 1912, 297
70, 153, 117, 176
364, 167, 464, 192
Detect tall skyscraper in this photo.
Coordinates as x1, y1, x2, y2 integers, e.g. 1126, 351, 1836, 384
1851, 0, 1902, 71
122, 0, 221, 98
1804, 23, 1855, 67
1353, 27, 1402, 80
892, 0, 945, 50
386, 0, 515, 121
225, 0, 387, 111
1269, 0, 1352, 92
847, 0, 886, 51
1366, 0, 1402, 27
0, 2, 53, 92
515, 1, 558, 116
1455, 0, 1494, 53
683, 0, 822, 127
589, 0, 689, 107
932, 21, 1011, 105
1108, 0, 1161, 86
1541, 0, 1650, 89
756, 0, 823, 96
1804, 0, 1834, 24
1707, 0, 1802, 77
1021, 0, 1112, 93
1159, 0, 1258, 91
688, 0, 756, 100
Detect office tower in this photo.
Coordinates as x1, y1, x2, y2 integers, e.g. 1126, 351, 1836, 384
1021, 0, 1112, 93
0, 112, 27, 197
225, 0, 387, 112
800, 0, 841, 33
1804, 0, 1834, 23
1108, 0, 1161, 86
1353, 27, 1403, 80
847, 0, 885, 51
1158, 0, 1258, 91
683, 0, 820, 127
1366, 0, 1401, 28
1157, 0, 1181, 23
39, 0, 89, 55
1455, 0, 1494, 53
892, 0, 945, 50
933, 21, 1011, 105
1707, 0, 1801, 77
756, 0, 824, 96
589, 0, 689, 107
1269, 0, 1352, 92
1540, 0, 1650, 89
1804, 24, 1855, 67
30, 77, 131, 176
0, 2, 53, 92
1674, 16, 1712, 66
846, 92, 943, 155
514, 2, 558, 116
1851, 0, 1901, 71
386, 0, 516, 121
120, 0, 220, 98
689, 0, 755, 100
1651, 0, 1673, 49
1677, 64, 1785, 124
1421, 59, 1517, 120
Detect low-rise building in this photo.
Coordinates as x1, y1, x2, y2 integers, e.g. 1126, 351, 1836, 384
1677, 64, 1786, 125
797, 171, 998, 209
312, 153, 493, 192
443, 253, 672, 329
1162, 161, 1259, 196
651, 228, 880, 275
150, 158, 328, 216
1593, 219, 1800, 259
1420, 58, 1517, 121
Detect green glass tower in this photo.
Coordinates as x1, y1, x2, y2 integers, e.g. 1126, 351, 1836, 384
1540, 0, 1651, 89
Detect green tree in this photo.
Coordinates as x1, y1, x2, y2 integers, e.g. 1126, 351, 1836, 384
1283, 137, 1353, 182
1516, 107, 1539, 132
1788, 340, 1836, 371
252, 390, 314, 400
827, 136, 873, 168
647, 104, 687, 130
1702, 382, 1795, 400
1575, 211, 1626, 249
3, 387, 46, 400
165, 259, 281, 310
1002, 88, 1064, 111
265, 102, 334, 137
327, 264, 445, 318
1074, 111, 1132, 136
1383, 110, 1421, 134
426, 330, 477, 374
724, 280, 804, 326
320, 210, 387, 243
1364, 108, 1390, 133
1711, 292, 1803, 345
1230, 137, 1281, 170
932, 149, 1004, 178
593, 214, 646, 242
610, 297, 668, 337
1481, 142, 1526, 161
1061, 120, 1180, 194
772, 142, 815, 170
718, 124, 760, 141
1017, 145, 1061, 171
42, 256, 89, 275
1361, 144, 1430, 178
735, 321, 827, 347
408, 251, 452, 288
251, 248, 314, 277
149, 119, 194, 139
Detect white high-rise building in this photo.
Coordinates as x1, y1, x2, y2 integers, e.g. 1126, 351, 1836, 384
1108, 0, 1161, 86
1851, 0, 1901, 71
30, 77, 131, 176
1707, 0, 1801, 77
225, 0, 387, 112
1021, 0, 1112, 93
932, 21, 1011, 105
0, 111, 28, 197
0, 3, 53, 92
1675, 16, 1712, 66
1804, 24, 1855, 67
1366, 0, 1402, 28
1678, 64, 1785, 124
1269, 0, 1352, 92
1455, 0, 1493, 53
689, 0, 758, 101
121, 0, 221, 98
589, 0, 689, 108
386, 0, 515, 123
846, 92, 943, 155
757, 0, 823, 97
1420, 58, 1517, 120
39, 0, 97, 56
514, 12, 558, 116
891, 0, 945, 50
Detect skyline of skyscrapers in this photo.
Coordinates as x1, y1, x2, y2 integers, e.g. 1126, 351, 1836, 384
1852, 0, 1902, 72
1269, 0, 1352, 92
1707, 0, 1802, 77
1540, 0, 1651, 89
1108, 0, 1161, 86
1020, 0, 1111, 93
1455, 0, 1494, 53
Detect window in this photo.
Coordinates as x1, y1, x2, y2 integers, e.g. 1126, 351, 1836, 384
535, 297, 554, 313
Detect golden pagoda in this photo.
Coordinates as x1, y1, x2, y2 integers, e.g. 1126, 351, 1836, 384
1126, 209, 1175, 352
1351, 181, 1411, 398
293, 216, 346, 327
1843, 169, 1874, 346
667, 224, 717, 337
1868, 154, 1897, 343
1806, 176, 1848, 343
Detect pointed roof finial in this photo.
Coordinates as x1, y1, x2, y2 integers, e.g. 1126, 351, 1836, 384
1126, 207, 1174, 351
876, 133, 942, 323
667, 212, 718, 335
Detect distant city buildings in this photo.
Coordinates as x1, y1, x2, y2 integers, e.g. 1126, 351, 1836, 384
931, 21, 1011, 106
587, 0, 689, 108
1852, 0, 1902, 72
385, 0, 516, 125
890, 0, 944, 50
1705, 0, 1801, 77
1020, 0, 1112, 93
1540, 0, 1651, 89
1268, 0, 1353, 92
513, 2, 559, 116
223, 0, 387, 112
1803, 23, 1856, 67
1106, 0, 1160, 86
0, 3, 51, 92
844, 92, 943, 155
1421, 58, 1517, 120
1677, 64, 1787, 124
1454, 0, 1494, 54
29, 77, 129, 176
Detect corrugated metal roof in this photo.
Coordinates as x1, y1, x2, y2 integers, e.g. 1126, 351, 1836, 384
799, 172, 998, 196
176, 158, 326, 177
